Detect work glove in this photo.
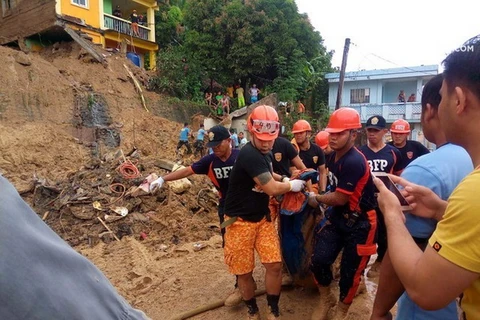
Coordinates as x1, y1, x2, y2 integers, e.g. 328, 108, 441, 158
149, 177, 165, 193
289, 179, 306, 192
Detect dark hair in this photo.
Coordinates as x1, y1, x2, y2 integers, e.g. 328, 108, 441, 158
184, 122, 188, 126
443, 35, 480, 100
421, 74, 443, 111
200, 124, 204, 127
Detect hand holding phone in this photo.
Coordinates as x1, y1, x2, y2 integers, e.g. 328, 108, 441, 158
373, 172, 412, 211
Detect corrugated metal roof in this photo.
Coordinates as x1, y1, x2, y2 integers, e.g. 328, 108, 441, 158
325, 65, 438, 79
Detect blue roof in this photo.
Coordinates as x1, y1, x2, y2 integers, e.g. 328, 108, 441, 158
325, 65, 438, 79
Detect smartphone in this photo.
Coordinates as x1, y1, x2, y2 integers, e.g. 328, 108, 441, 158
373, 172, 412, 211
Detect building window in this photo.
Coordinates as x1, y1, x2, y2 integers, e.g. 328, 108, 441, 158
71, 0, 88, 8
350, 88, 370, 104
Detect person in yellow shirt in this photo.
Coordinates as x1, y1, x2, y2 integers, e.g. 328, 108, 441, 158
373, 35, 480, 320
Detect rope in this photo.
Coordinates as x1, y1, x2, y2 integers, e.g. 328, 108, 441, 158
117, 160, 140, 179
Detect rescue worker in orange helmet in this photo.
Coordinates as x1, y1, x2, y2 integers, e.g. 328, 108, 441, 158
223, 105, 307, 320
388, 119, 430, 168
309, 108, 377, 320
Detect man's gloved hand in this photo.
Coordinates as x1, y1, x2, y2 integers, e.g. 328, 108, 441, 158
149, 177, 165, 193
289, 179, 306, 192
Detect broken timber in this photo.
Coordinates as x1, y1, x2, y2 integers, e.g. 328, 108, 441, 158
123, 64, 149, 113
62, 25, 107, 67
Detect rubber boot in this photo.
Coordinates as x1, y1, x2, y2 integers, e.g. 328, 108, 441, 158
331, 301, 350, 320
310, 286, 336, 320
266, 306, 280, 320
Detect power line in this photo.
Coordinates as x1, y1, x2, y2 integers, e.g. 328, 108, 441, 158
349, 42, 439, 76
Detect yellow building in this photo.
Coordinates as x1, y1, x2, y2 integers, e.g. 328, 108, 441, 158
0, 0, 159, 69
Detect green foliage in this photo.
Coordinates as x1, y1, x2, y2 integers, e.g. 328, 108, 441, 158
155, 5, 184, 46
149, 47, 203, 100
153, 0, 334, 111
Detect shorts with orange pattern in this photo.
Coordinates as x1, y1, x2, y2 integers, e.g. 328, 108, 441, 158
224, 216, 282, 275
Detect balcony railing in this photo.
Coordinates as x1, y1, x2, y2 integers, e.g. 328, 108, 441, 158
104, 14, 150, 41
333, 102, 422, 123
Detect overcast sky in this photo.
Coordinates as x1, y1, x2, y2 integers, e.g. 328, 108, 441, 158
295, 0, 479, 72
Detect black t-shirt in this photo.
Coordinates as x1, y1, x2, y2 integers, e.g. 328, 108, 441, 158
298, 143, 325, 170
359, 144, 404, 173
271, 137, 299, 177
327, 147, 376, 213
224, 143, 273, 222
387, 140, 430, 169
130, 13, 139, 23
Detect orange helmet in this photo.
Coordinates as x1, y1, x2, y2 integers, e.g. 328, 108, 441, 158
291, 119, 312, 133
247, 105, 280, 141
315, 131, 330, 150
390, 119, 411, 133
325, 108, 361, 133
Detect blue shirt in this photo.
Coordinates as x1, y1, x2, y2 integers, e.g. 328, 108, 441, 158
197, 128, 207, 141
230, 133, 238, 147
179, 127, 191, 141
0, 176, 148, 320
190, 149, 239, 206
397, 143, 473, 320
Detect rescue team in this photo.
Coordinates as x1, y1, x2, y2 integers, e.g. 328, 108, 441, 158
155, 39, 480, 319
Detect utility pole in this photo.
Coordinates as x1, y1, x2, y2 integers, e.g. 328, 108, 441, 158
335, 38, 350, 110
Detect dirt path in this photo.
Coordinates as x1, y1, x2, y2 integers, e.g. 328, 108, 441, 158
79, 236, 382, 320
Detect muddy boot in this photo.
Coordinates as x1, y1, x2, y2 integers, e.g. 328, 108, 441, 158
355, 276, 366, 296
245, 298, 260, 320
266, 307, 280, 320
225, 287, 243, 306
331, 301, 350, 320
266, 294, 280, 320
310, 286, 336, 320
367, 261, 381, 278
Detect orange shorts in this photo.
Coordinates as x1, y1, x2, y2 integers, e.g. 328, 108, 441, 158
224, 216, 282, 275
269, 196, 280, 222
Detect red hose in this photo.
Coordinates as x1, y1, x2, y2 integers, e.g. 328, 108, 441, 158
117, 160, 140, 179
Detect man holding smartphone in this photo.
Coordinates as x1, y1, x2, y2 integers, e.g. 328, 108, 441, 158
371, 74, 473, 319
309, 108, 377, 320
359, 115, 404, 278
374, 37, 480, 320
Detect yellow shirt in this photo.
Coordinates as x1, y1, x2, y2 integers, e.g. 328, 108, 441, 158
429, 169, 480, 319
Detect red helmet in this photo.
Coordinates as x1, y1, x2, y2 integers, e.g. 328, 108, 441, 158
315, 131, 330, 150
247, 105, 280, 141
325, 108, 361, 133
390, 119, 411, 133
291, 119, 312, 133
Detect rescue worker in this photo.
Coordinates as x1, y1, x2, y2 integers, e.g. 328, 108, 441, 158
149, 125, 243, 306
388, 119, 430, 169
292, 119, 327, 193
309, 107, 377, 320
223, 105, 306, 320
359, 115, 404, 278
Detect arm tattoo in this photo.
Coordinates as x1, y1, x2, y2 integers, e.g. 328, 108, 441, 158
257, 172, 273, 185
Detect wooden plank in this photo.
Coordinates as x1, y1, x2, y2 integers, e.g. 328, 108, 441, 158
123, 63, 149, 112
63, 25, 107, 66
